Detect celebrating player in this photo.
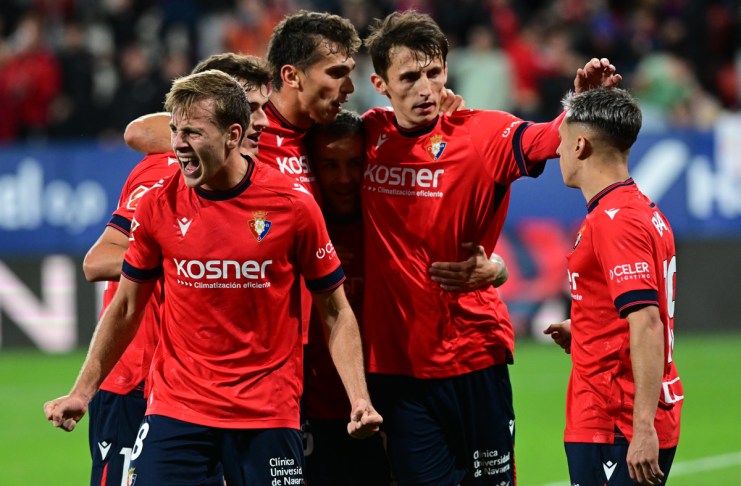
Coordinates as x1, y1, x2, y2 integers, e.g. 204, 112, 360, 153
545, 88, 683, 486
360, 10, 621, 484
80, 53, 271, 486
45, 70, 380, 486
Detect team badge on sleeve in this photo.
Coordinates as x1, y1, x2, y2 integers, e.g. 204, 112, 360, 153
425, 134, 447, 161
248, 211, 272, 242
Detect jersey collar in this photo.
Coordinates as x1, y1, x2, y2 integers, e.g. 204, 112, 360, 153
195, 155, 255, 201
394, 116, 439, 138
587, 178, 634, 213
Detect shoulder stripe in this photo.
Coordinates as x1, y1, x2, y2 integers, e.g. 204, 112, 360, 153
122, 259, 163, 283
512, 122, 545, 178
306, 266, 345, 293
615, 289, 659, 317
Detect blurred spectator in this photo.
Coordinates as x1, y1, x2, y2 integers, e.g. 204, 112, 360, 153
0, 0, 739, 141
447, 24, 514, 111
632, 52, 722, 131
101, 42, 168, 138
49, 20, 95, 139
0, 12, 61, 142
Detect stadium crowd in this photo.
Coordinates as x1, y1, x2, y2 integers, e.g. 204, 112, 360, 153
0, 0, 739, 143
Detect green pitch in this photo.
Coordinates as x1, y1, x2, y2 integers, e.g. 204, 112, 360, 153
1, 333, 739, 485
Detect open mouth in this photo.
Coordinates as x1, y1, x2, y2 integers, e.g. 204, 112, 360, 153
246, 132, 261, 145
178, 155, 201, 177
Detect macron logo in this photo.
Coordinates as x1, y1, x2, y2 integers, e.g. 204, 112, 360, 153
98, 441, 112, 460
177, 217, 192, 237
276, 135, 284, 147
603, 461, 617, 480
376, 133, 388, 149
292, 183, 311, 195
605, 208, 620, 220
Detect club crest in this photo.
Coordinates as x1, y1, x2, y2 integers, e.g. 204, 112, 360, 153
248, 211, 272, 242
426, 134, 447, 161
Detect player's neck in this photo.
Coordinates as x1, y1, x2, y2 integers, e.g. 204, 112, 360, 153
580, 155, 630, 202
269, 90, 314, 130
200, 153, 251, 193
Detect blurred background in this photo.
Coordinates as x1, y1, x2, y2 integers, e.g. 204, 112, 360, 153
1, 1, 740, 485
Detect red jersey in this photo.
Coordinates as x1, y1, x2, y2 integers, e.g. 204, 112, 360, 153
122, 158, 344, 430
566, 179, 683, 448
361, 107, 562, 378
304, 215, 364, 420
261, 100, 319, 196
261, 100, 321, 343
99, 152, 179, 395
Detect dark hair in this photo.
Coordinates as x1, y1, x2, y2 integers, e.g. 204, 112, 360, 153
192, 53, 271, 92
306, 109, 364, 159
562, 88, 642, 151
365, 10, 449, 80
267, 10, 360, 91
165, 70, 249, 139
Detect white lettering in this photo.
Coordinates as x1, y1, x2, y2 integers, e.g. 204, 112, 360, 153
174, 258, 272, 280
0, 256, 76, 352
364, 164, 444, 189
276, 156, 310, 175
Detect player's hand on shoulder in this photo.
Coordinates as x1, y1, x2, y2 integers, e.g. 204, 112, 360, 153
574, 57, 622, 93
347, 398, 383, 439
43, 394, 88, 432
544, 319, 572, 354
429, 242, 505, 292
440, 88, 466, 115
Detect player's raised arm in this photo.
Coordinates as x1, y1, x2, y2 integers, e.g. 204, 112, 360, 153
43, 276, 156, 431
123, 112, 172, 154
429, 243, 509, 292
312, 285, 382, 439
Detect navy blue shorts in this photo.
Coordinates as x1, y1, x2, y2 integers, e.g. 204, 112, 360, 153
303, 418, 392, 485
128, 415, 303, 486
565, 432, 677, 485
369, 364, 515, 486
88, 387, 147, 486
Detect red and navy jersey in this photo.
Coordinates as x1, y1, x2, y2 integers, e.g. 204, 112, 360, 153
361, 107, 562, 378
122, 158, 344, 430
261, 100, 319, 197
566, 179, 683, 448
99, 152, 179, 396
304, 215, 364, 420
261, 100, 322, 343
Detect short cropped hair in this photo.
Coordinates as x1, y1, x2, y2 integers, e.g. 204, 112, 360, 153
365, 10, 449, 80
164, 70, 250, 138
306, 109, 364, 158
192, 53, 271, 93
562, 88, 642, 151
267, 10, 360, 91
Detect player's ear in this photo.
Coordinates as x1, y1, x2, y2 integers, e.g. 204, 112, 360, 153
370, 73, 388, 98
226, 123, 242, 149
575, 135, 591, 159
281, 64, 301, 89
